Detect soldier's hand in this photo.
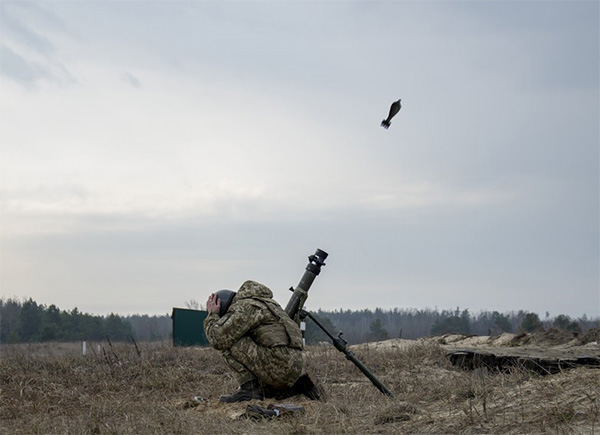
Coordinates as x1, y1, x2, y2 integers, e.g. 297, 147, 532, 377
206, 293, 221, 315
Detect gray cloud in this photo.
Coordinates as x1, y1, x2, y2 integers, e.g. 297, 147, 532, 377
449, 1, 599, 90
0, 43, 43, 84
0, 1, 74, 85
121, 72, 141, 88
1, 1, 597, 319
2, 193, 598, 318
0, 3, 55, 55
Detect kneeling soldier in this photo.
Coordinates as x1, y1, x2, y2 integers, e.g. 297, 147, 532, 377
204, 280, 318, 402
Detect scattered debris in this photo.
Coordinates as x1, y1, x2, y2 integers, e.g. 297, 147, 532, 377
446, 349, 600, 374
182, 396, 209, 409
440, 329, 600, 374
239, 403, 305, 420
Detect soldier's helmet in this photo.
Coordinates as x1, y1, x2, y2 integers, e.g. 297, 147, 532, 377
215, 290, 236, 317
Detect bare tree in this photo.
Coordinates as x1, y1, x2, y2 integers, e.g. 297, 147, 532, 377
184, 299, 204, 310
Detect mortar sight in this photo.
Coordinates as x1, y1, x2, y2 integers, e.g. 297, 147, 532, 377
306, 249, 328, 274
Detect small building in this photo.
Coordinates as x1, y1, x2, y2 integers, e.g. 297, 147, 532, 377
171, 308, 209, 347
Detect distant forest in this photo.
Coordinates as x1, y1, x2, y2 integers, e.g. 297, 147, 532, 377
0, 298, 171, 344
305, 308, 598, 345
1, 297, 598, 345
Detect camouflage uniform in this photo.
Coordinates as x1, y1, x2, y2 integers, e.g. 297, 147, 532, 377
204, 280, 304, 389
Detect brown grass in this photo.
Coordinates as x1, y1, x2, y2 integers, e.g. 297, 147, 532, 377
1, 340, 598, 434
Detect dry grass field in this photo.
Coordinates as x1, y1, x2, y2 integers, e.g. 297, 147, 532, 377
1, 331, 598, 434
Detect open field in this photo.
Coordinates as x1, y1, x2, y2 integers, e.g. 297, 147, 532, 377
1, 331, 599, 434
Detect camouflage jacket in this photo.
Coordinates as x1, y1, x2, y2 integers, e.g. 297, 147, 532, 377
204, 280, 303, 351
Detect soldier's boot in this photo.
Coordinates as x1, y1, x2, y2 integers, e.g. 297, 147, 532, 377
220, 379, 263, 403
292, 373, 323, 400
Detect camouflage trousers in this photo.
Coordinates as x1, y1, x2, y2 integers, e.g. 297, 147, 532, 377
221, 336, 303, 389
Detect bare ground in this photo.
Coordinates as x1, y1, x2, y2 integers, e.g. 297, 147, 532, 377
1, 330, 598, 434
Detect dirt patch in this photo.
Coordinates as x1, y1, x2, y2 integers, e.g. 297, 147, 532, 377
510, 328, 580, 346
434, 328, 600, 375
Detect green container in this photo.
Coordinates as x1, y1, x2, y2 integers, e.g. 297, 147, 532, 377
171, 308, 209, 347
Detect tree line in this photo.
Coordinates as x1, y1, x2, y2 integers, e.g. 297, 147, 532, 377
304, 307, 598, 345
0, 298, 168, 344
1, 297, 597, 345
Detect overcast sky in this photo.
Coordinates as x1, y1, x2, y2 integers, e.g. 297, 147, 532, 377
1, 1, 598, 319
